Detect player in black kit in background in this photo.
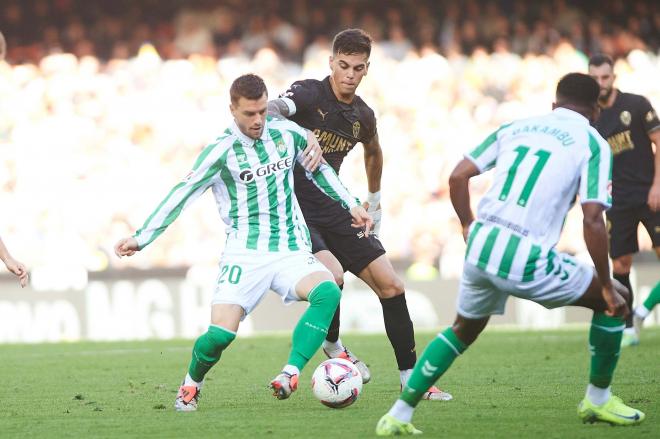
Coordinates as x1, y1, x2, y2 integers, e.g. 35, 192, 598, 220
268, 28, 450, 400
589, 54, 660, 347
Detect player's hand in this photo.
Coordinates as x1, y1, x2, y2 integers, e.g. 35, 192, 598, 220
602, 282, 629, 319
362, 201, 382, 236
4, 257, 28, 288
648, 182, 660, 211
300, 132, 322, 173
349, 205, 373, 234
114, 237, 139, 258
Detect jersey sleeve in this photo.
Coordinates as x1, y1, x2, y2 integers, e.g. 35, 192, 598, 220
279, 80, 319, 116
465, 124, 510, 172
286, 125, 309, 155
360, 104, 378, 143
304, 163, 360, 210
579, 131, 612, 208
638, 96, 660, 133
133, 142, 228, 249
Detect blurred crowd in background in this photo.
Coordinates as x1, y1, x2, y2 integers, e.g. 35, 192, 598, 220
1, 0, 659, 282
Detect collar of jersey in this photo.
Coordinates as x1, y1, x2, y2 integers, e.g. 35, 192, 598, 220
552, 107, 589, 125
230, 119, 269, 147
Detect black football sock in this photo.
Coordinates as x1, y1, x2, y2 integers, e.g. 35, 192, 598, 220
613, 272, 634, 328
325, 284, 343, 343
380, 294, 416, 370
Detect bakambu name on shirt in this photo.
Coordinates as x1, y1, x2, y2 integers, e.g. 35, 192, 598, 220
511, 125, 575, 146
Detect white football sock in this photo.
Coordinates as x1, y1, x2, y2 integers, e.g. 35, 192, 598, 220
634, 305, 650, 319
322, 338, 346, 357
184, 373, 202, 388
388, 399, 414, 423
623, 327, 636, 336
400, 369, 413, 387
586, 384, 611, 406
282, 365, 300, 376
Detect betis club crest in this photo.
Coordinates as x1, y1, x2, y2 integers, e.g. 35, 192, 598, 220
276, 139, 287, 155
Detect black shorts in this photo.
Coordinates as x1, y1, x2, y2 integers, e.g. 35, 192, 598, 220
306, 208, 386, 276
606, 203, 660, 258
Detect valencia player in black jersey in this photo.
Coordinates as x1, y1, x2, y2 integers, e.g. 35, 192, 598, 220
268, 29, 450, 400
589, 54, 660, 346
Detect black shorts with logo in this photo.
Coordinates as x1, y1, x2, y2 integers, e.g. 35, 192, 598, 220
306, 201, 386, 276
607, 202, 660, 258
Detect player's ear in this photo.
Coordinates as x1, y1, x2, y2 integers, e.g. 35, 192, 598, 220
328, 55, 334, 70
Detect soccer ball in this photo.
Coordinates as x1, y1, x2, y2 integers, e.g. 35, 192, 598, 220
311, 358, 362, 408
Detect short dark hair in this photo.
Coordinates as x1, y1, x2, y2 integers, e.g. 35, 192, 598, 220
230, 74, 267, 105
556, 72, 600, 108
588, 53, 614, 68
332, 28, 372, 57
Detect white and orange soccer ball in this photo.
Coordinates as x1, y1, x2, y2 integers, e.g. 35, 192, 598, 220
311, 358, 362, 408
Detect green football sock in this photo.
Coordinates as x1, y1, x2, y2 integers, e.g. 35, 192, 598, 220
589, 312, 624, 388
399, 327, 467, 407
188, 325, 236, 382
642, 281, 660, 312
287, 280, 341, 370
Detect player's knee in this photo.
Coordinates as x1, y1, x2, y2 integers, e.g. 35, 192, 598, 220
310, 280, 342, 308
612, 256, 633, 273
612, 279, 631, 303
206, 325, 237, 351
377, 276, 405, 299
332, 271, 344, 287
451, 316, 486, 346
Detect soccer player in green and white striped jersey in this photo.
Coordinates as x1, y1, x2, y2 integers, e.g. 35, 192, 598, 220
377, 73, 645, 436
114, 74, 372, 411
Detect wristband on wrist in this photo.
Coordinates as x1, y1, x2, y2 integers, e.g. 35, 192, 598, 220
367, 191, 381, 206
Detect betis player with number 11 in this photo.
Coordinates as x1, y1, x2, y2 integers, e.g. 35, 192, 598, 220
114, 74, 372, 411
376, 73, 645, 435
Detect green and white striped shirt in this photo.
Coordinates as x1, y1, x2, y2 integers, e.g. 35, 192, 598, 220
134, 117, 359, 252
463, 108, 612, 281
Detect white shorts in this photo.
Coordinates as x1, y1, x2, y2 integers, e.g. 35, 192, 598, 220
457, 251, 594, 319
211, 249, 330, 318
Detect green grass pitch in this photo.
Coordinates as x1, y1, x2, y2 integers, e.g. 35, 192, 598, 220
1, 328, 658, 438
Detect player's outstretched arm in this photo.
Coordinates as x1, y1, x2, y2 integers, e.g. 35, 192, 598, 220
581, 202, 627, 318
449, 159, 481, 241
129, 142, 227, 251
647, 130, 660, 211
114, 237, 139, 258
0, 236, 28, 287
